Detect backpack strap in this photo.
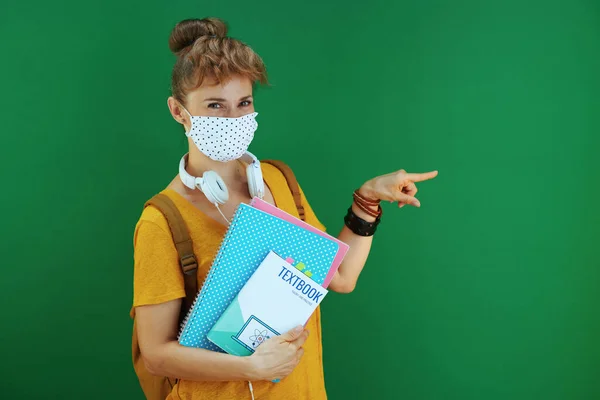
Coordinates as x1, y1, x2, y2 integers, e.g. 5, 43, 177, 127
144, 193, 198, 325
261, 159, 306, 221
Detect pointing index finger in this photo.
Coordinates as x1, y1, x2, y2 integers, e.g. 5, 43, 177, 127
405, 170, 439, 182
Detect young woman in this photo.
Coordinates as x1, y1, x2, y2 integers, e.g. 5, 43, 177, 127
131, 17, 438, 400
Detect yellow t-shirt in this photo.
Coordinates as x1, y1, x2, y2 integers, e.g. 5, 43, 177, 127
131, 163, 329, 400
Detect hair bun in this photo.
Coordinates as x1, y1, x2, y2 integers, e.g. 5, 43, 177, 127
168, 17, 228, 54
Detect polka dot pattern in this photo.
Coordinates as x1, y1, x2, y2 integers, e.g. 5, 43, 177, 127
186, 112, 258, 162
178, 203, 339, 350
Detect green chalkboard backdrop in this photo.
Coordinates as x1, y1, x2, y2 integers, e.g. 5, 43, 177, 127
1, 0, 599, 399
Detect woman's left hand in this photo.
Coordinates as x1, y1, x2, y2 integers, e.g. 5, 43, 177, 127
358, 169, 439, 208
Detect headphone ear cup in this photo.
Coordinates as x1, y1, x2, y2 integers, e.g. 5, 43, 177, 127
246, 163, 264, 199
199, 171, 229, 205
246, 165, 256, 198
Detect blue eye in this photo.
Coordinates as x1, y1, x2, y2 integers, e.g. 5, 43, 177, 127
240, 101, 251, 107
208, 103, 221, 109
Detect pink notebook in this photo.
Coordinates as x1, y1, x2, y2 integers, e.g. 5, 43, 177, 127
250, 197, 349, 288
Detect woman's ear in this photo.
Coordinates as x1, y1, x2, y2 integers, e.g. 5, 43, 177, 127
167, 96, 188, 129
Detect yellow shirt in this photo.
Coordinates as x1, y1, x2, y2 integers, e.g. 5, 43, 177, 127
131, 163, 329, 400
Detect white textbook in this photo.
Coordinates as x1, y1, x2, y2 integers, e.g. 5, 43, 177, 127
207, 250, 328, 356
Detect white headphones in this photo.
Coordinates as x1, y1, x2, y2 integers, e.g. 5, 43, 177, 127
178, 151, 265, 206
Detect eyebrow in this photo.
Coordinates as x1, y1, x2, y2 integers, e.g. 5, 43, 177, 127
203, 95, 253, 102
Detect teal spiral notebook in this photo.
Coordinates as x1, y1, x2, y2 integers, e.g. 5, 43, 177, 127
177, 202, 339, 350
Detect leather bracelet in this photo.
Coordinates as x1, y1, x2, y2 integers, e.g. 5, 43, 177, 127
353, 200, 381, 218
344, 207, 381, 236
353, 190, 382, 218
353, 189, 380, 206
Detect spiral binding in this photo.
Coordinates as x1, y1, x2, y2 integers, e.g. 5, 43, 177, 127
177, 203, 246, 342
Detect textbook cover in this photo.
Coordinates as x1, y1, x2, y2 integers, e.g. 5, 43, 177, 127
207, 250, 328, 356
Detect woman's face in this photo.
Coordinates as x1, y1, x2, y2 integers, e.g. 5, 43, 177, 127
185, 74, 255, 118
168, 74, 256, 134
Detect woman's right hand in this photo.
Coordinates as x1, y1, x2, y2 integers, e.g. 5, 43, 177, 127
248, 325, 309, 381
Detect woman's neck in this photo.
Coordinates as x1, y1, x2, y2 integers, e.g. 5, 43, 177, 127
185, 147, 247, 191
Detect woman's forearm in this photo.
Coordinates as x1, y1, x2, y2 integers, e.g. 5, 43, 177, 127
330, 198, 377, 293
145, 340, 257, 382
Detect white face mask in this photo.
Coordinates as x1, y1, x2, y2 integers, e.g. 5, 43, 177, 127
181, 106, 258, 162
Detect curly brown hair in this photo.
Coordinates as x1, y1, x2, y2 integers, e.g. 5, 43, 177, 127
168, 17, 269, 104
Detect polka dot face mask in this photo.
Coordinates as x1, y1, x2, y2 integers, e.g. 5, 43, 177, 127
181, 106, 258, 162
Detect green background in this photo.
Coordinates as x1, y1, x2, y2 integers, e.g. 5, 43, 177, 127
1, 0, 599, 398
